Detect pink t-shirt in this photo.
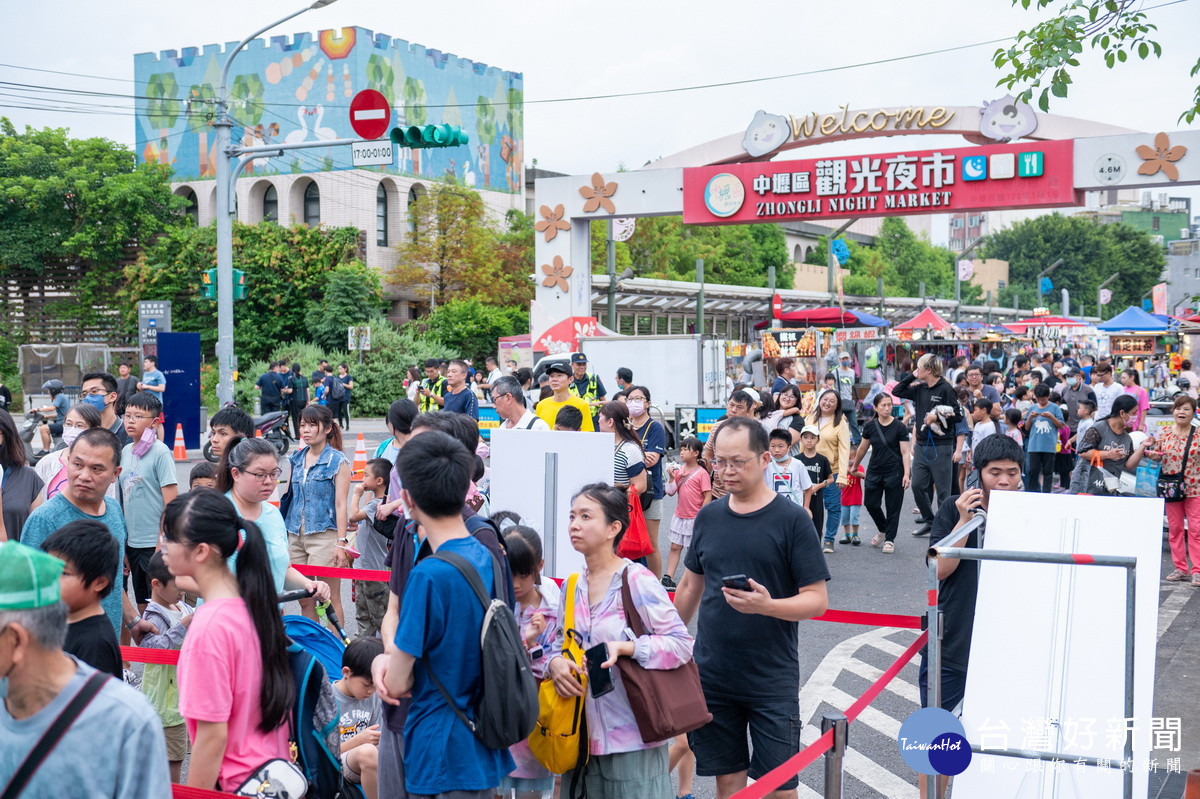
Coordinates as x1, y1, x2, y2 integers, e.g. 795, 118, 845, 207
670, 466, 712, 519
178, 597, 290, 790
1124, 385, 1150, 432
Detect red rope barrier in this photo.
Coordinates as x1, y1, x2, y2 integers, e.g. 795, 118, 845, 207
294, 564, 391, 582
812, 609, 923, 629
172, 784, 236, 798
730, 629, 928, 799
121, 645, 179, 665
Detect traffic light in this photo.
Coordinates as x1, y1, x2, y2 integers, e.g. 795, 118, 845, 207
233, 268, 247, 301
200, 268, 216, 299
389, 124, 469, 149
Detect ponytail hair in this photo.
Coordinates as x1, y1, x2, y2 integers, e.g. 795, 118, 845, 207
504, 525, 544, 583
599, 401, 642, 452
299, 404, 342, 451
161, 489, 293, 732
215, 435, 280, 493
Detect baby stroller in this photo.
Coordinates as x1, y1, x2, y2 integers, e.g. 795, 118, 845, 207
270, 588, 365, 799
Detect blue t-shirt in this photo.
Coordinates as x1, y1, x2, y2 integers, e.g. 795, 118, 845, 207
51, 393, 70, 423
142, 369, 166, 390
256, 372, 282, 401
1025, 402, 1065, 453
771, 376, 791, 396
21, 493, 127, 638
443, 387, 479, 420
226, 493, 291, 593
395, 536, 514, 794
339, 374, 353, 401
635, 419, 667, 499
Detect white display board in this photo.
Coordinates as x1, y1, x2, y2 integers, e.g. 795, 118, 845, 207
954, 491, 1160, 798
488, 428, 615, 578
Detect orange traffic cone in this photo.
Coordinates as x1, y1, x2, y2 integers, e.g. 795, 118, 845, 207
172, 424, 187, 461
351, 432, 367, 482
255, 428, 263, 438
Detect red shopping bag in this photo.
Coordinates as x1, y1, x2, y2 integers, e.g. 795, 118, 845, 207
617, 487, 654, 559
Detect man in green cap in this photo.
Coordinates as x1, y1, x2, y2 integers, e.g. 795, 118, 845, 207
0, 541, 170, 797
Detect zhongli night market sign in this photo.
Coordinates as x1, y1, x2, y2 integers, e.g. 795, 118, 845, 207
682, 139, 1078, 225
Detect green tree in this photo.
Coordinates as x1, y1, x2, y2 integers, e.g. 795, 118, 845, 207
618, 216, 791, 287
308, 262, 386, 353
121, 222, 364, 361
0, 119, 186, 333
982, 214, 1165, 315
994, 0, 1197, 122
588, 219, 634, 276
392, 181, 523, 306
420, 299, 528, 363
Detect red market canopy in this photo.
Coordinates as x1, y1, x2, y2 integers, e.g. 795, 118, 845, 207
754, 306, 890, 329
1004, 315, 1090, 334
894, 307, 952, 331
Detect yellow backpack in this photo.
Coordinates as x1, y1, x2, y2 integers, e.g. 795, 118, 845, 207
528, 573, 589, 775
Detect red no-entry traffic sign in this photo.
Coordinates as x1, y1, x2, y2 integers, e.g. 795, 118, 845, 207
349, 90, 391, 140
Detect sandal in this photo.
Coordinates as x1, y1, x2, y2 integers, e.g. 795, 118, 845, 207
1165, 569, 1187, 582
882, 541, 895, 554
870, 534, 885, 548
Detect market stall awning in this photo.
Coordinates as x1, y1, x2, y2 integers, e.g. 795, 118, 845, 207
1096, 306, 1171, 332
1003, 315, 1090, 334
895, 307, 952, 331
953, 321, 1016, 334
754, 306, 890, 330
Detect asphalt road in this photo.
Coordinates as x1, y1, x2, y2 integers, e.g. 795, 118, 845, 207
163, 419, 1198, 799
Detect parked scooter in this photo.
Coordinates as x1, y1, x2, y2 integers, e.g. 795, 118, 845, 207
17, 409, 56, 465
202, 407, 292, 462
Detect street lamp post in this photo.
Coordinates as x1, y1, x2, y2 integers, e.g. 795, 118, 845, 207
1097, 272, 1120, 322
954, 238, 984, 324
1035, 258, 1063, 310
214, 0, 340, 405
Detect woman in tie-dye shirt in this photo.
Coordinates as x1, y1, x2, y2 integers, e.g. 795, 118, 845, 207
548, 484, 694, 799
500, 524, 561, 799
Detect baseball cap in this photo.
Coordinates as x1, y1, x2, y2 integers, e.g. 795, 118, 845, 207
570, 353, 588, 364
546, 362, 572, 376
838, 351, 851, 360
800, 424, 820, 438
0, 541, 64, 610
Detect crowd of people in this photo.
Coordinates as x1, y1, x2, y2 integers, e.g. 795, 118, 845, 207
0, 340, 1194, 799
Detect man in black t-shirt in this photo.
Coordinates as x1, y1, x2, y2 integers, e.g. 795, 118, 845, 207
255, 361, 284, 413
920, 434, 1024, 717
675, 417, 830, 799
796, 424, 832, 536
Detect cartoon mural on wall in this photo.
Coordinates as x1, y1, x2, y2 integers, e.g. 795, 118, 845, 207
134, 27, 524, 193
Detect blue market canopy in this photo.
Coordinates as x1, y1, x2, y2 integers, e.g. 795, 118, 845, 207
1097, 306, 1173, 332
953, 321, 1016, 334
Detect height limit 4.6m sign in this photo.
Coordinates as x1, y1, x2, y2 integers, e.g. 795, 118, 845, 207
682, 139, 1078, 225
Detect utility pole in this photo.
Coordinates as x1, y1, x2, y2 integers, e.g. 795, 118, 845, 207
1035, 258, 1063, 309
954, 237, 984, 324
214, 0, 344, 404
606, 219, 617, 330
1097, 272, 1120, 322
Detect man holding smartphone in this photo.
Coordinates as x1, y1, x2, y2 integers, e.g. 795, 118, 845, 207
673, 417, 830, 799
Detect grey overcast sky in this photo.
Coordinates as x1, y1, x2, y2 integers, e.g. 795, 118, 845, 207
3, 0, 1198, 218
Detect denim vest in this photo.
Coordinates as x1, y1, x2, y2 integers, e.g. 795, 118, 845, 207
285, 444, 346, 535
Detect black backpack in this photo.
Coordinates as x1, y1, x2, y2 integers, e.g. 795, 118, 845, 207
422, 550, 539, 751
327, 376, 347, 400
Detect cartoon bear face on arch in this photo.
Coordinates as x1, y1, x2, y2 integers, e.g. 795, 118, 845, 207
742, 110, 790, 157
978, 95, 1038, 142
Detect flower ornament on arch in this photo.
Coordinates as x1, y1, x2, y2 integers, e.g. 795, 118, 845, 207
579, 172, 618, 214
1137, 132, 1187, 181
540, 255, 574, 292
539, 334, 572, 355
535, 203, 571, 242
574, 319, 597, 338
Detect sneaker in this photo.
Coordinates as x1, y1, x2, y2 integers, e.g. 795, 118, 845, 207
870, 534, 885, 548
1193, 573, 1200, 587
661, 575, 677, 590
912, 521, 932, 537
1165, 568, 1187, 582
839, 534, 852, 544
822, 541, 835, 554
882, 541, 895, 554
851, 535, 861, 546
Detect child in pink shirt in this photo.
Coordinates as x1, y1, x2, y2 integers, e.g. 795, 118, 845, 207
662, 437, 712, 589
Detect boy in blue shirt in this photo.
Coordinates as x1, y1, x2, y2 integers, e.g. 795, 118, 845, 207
378, 431, 513, 797
1022, 382, 1065, 493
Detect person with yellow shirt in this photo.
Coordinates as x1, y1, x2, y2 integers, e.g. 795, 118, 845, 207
535, 362, 595, 431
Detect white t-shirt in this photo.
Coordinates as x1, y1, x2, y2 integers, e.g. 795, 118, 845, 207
763, 458, 813, 506
487, 368, 504, 386
1093, 381, 1125, 419
503, 410, 550, 431
971, 419, 998, 452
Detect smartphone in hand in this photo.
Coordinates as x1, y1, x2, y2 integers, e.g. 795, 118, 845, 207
722, 574, 752, 592
585, 643, 615, 698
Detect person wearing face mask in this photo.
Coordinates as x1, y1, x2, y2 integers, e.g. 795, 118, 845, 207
33, 404, 112, 507
626, 385, 667, 579
1058, 368, 1096, 481
80, 372, 133, 449
118, 392, 179, 615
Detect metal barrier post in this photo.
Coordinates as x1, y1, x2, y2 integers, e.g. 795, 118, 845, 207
925, 553, 942, 799
543, 452, 558, 577
821, 712, 848, 799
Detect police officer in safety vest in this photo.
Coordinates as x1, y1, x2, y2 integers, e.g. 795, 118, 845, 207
568, 352, 607, 404
417, 357, 447, 412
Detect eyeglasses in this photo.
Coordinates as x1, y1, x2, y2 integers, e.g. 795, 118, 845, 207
123, 413, 156, 421
242, 469, 284, 482
490, 392, 509, 404
81, 387, 109, 396
710, 457, 756, 472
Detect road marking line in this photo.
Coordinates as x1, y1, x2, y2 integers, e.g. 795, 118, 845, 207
843, 658, 922, 704
864, 635, 912, 658
821, 687, 903, 738
1158, 584, 1192, 640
